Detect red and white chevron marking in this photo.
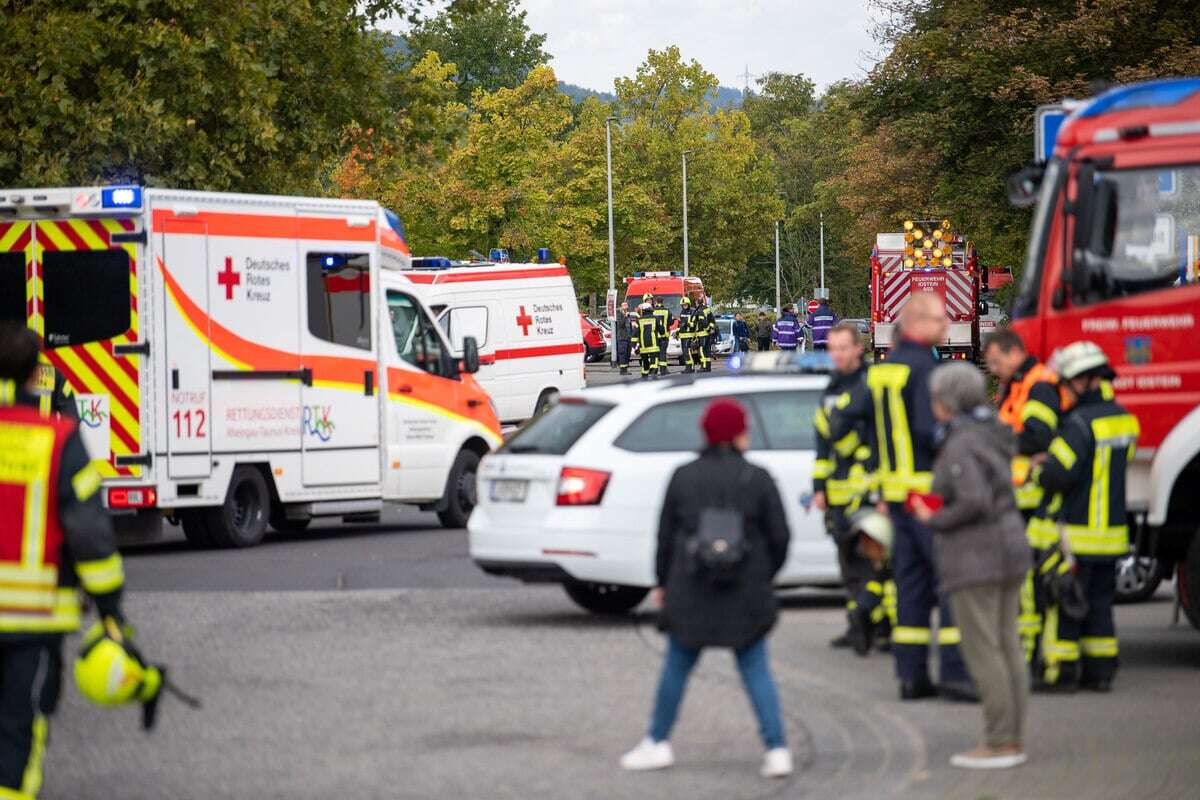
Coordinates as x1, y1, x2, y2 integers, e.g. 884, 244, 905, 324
880, 269, 975, 321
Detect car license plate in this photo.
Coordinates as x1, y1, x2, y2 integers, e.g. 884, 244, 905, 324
490, 479, 528, 503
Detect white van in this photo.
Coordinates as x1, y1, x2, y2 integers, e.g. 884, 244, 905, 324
0, 186, 503, 547
405, 258, 586, 424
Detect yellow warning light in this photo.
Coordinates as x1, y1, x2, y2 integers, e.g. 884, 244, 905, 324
913, 228, 924, 240
904, 220, 914, 231
942, 219, 952, 230
932, 248, 943, 259
904, 232, 915, 244
904, 246, 915, 256
932, 229, 943, 241
904, 257, 915, 268
923, 238, 933, 249
942, 256, 952, 267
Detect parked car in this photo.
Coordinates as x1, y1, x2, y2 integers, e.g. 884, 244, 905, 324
580, 314, 607, 362
468, 372, 841, 614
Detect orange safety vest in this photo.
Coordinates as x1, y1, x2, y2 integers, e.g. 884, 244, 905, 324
998, 361, 1056, 433
0, 403, 82, 633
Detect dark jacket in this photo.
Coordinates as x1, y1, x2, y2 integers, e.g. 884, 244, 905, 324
805, 303, 838, 345
656, 447, 791, 650
754, 317, 773, 339
733, 319, 750, 341
928, 407, 1031, 594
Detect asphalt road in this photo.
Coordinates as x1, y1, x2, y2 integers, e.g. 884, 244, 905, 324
41, 499, 1200, 800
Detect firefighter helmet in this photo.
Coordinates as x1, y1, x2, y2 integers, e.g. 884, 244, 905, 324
848, 510, 893, 556
1052, 341, 1113, 381
74, 620, 162, 707
681, 296, 691, 307
642, 293, 653, 303
638, 302, 653, 313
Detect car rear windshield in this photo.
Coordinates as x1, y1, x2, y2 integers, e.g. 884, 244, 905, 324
502, 401, 612, 455
42, 249, 131, 347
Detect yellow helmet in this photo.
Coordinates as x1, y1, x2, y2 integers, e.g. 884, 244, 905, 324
74, 620, 161, 707
642, 293, 653, 303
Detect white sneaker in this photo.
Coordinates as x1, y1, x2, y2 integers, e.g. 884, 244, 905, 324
620, 737, 675, 771
761, 747, 794, 778
950, 748, 1028, 769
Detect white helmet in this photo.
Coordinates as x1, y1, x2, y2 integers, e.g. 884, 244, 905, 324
1051, 341, 1112, 380
849, 510, 893, 555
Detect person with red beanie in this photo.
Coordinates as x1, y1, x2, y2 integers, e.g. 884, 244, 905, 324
621, 398, 794, 778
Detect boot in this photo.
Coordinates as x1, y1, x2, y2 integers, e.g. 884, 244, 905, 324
619, 366, 628, 375
847, 608, 874, 657
702, 364, 712, 372
899, 677, 938, 701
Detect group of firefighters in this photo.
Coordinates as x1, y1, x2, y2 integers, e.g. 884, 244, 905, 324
813, 293, 1137, 700
616, 293, 717, 379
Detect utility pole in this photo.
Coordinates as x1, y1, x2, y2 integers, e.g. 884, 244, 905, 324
818, 210, 827, 299
682, 150, 692, 277
774, 220, 781, 315
606, 116, 617, 365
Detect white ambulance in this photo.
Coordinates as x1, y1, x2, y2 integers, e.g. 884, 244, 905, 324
405, 257, 586, 424
0, 186, 503, 547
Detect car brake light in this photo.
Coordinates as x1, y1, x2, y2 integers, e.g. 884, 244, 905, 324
107, 487, 157, 509
556, 467, 610, 506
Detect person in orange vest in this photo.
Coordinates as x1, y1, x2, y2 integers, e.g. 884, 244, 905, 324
983, 329, 1065, 675
0, 322, 146, 799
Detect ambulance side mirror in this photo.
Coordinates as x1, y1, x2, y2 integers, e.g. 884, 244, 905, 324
461, 336, 480, 374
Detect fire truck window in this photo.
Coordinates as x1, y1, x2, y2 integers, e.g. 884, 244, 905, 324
0, 252, 24, 323
42, 249, 130, 347
306, 253, 371, 350
387, 291, 447, 377
1088, 166, 1200, 301
443, 306, 488, 351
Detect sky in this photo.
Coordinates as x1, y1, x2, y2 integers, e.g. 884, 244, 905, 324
520, 0, 883, 93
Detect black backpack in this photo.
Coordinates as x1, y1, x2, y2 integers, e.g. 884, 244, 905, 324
685, 466, 752, 584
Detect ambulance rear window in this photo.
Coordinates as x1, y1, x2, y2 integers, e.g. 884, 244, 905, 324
0, 252, 23, 323
42, 249, 131, 347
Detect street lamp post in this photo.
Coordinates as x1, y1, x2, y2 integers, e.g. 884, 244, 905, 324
681, 150, 693, 277
774, 220, 781, 315
819, 210, 826, 298
606, 116, 617, 365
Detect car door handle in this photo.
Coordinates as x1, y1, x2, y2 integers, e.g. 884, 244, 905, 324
397, 384, 413, 394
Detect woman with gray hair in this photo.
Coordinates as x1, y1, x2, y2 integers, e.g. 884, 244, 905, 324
910, 362, 1032, 769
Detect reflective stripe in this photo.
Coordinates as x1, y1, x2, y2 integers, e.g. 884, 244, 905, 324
1049, 437, 1076, 470
892, 625, 931, 645
813, 459, 834, 480
76, 553, 125, 595
881, 471, 933, 502
937, 626, 961, 645
70, 461, 103, 502
1027, 516, 1060, 549
20, 712, 47, 799
813, 407, 830, 438
0, 380, 15, 406
1015, 480, 1043, 510
1080, 636, 1118, 658
1091, 440, 1111, 531
0, 589, 81, 633
866, 581, 883, 594
1063, 524, 1129, 556
1021, 399, 1059, 430
834, 391, 851, 410
833, 429, 861, 458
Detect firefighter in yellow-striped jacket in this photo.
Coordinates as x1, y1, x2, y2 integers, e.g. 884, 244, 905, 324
813, 323, 892, 651
1032, 342, 1138, 693
0, 323, 136, 799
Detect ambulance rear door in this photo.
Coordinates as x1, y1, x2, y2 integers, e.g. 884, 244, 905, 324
296, 208, 382, 487
4, 193, 149, 483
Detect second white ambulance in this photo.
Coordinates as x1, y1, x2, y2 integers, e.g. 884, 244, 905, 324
0, 186, 503, 547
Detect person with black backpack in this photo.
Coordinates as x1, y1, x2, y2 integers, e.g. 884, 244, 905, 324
620, 398, 794, 779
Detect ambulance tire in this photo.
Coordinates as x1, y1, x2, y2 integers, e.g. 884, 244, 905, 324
534, 389, 558, 416
1180, 534, 1200, 631
180, 511, 215, 549
205, 466, 270, 548
563, 581, 649, 615
437, 449, 480, 529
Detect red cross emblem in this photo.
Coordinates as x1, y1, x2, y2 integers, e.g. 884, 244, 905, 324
516, 305, 533, 336
217, 257, 241, 300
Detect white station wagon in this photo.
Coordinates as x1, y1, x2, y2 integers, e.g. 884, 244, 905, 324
468, 366, 841, 614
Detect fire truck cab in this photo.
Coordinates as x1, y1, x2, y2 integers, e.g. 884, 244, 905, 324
1008, 78, 1200, 625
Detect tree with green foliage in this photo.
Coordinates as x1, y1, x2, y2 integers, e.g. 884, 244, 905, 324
0, 0, 422, 193
405, 0, 549, 103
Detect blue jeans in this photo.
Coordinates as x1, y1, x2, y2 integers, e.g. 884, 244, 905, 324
648, 635, 786, 749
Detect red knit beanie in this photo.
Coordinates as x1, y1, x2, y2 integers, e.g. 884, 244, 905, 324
701, 398, 748, 445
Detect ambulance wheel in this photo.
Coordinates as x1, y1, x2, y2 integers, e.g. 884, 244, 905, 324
437, 449, 480, 529
563, 581, 649, 615
180, 511, 214, 549
534, 389, 558, 416
1180, 534, 1200, 631
205, 466, 269, 548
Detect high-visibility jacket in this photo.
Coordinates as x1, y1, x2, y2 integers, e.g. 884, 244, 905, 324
652, 306, 672, 339
1036, 382, 1139, 559
28, 360, 77, 420
677, 307, 697, 340
0, 396, 124, 635
997, 357, 1061, 511
814, 364, 874, 509
833, 338, 938, 503
636, 313, 665, 354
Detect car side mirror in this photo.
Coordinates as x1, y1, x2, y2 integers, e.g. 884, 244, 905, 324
1088, 178, 1119, 258
461, 336, 480, 374
1007, 165, 1044, 208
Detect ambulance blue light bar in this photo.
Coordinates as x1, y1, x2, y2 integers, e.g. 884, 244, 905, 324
1077, 77, 1200, 119
101, 186, 142, 208
537, 247, 550, 263
411, 257, 454, 270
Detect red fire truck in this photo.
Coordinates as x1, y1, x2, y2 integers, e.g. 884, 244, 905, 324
1007, 78, 1200, 626
870, 220, 986, 361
